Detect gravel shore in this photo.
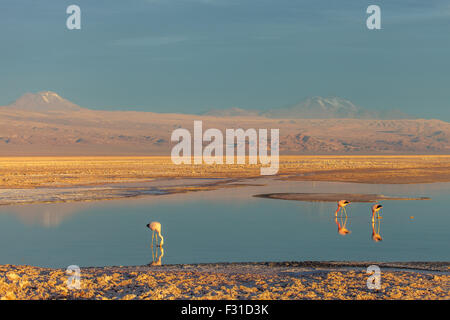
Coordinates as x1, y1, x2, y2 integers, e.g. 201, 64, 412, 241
1, 262, 448, 300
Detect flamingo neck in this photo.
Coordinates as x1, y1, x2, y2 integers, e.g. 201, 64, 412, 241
335, 206, 340, 216
335, 217, 341, 229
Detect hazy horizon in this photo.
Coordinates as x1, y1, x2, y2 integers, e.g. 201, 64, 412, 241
1, 0, 450, 120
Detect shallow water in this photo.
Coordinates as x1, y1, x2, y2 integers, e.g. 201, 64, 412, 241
0, 179, 449, 268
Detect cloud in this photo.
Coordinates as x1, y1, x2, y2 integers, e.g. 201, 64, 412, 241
112, 36, 189, 47
145, 0, 225, 5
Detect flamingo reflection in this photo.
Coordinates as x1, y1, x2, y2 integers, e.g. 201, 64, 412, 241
371, 218, 383, 242
150, 246, 165, 266
335, 214, 351, 236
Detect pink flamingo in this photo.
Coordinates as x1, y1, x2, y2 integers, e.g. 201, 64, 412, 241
371, 204, 383, 221
146, 221, 164, 247
335, 200, 350, 217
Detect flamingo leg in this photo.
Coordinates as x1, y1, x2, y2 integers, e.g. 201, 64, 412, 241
343, 207, 348, 217
151, 231, 155, 247
151, 243, 155, 262
158, 233, 163, 247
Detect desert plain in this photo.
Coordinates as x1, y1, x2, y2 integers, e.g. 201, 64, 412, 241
1, 155, 450, 189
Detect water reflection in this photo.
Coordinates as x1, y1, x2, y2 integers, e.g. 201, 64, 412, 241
2, 203, 86, 227
0, 180, 448, 267
150, 246, 164, 266
335, 215, 351, 236
371, 218, 383, 242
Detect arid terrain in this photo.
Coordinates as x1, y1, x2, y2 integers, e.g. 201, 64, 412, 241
1, 92, 449, 300
1, 262, 448, 300
1, 92, 449, 156
1, 155, 450, 189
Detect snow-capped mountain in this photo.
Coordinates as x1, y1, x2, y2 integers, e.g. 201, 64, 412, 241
262, 96, 412, 119
7, 91, 82, 112
0, 91, 447, 156
204, 96, 412, 119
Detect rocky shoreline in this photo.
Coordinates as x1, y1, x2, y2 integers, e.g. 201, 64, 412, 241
1, 261, 448, 300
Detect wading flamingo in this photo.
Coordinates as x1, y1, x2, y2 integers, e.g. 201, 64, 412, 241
335, 200, 350, 217
146, 221, 164, 247
371, 204, 383, 221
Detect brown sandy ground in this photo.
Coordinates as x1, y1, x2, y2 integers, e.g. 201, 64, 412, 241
254, 193, 430, 202
0, 262, 448, 300
1, 155, 450, 189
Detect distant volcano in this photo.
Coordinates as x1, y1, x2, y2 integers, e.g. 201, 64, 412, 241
205, 96, 413, 120
6, 91, 82, 112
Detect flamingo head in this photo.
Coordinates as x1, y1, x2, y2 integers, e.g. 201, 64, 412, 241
372, 204, 383, 212
338, 200, 350, 207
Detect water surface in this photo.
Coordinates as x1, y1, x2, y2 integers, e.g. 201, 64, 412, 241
0, 179, 449, 268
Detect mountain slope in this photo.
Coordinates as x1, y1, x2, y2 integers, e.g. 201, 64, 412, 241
6, 91, 82, 113
204, 107, 260, 117
0, 92, 447, 155
205, 97, 413, 120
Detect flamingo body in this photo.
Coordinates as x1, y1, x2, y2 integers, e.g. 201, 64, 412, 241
371, 204, 383, 220
335, 200, 350, 216
146, 221, 164, 246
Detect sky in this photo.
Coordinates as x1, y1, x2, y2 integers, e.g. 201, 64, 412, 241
1, 0, 449, 120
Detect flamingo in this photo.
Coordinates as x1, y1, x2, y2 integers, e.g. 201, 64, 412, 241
335, 200, 350, 217
146, 221, 164, 247
371, 204, 383, 221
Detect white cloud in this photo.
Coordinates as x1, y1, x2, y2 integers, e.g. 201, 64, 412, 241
145, 0, 224, 5
112, 36, 189, 47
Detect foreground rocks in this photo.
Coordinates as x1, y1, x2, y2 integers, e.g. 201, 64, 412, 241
1, 262, 448, 300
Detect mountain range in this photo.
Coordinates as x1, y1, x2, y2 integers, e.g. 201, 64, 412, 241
0, 91, 448, 155
205, 96, 412, 119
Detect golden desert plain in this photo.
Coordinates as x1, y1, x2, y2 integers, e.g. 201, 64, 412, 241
1, 155, 450, 189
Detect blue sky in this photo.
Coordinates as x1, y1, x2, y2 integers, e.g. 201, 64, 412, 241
1, 0, 449, 120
